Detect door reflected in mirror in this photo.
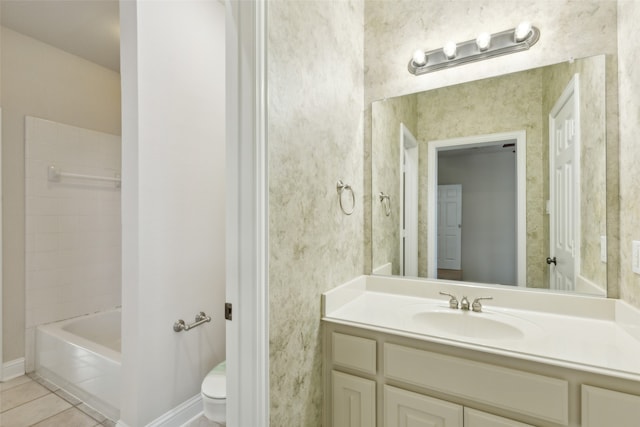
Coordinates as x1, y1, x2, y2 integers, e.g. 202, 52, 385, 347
371, 55, 607, 296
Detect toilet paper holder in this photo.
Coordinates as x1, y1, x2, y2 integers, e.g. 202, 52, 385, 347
174, 311, 212, 332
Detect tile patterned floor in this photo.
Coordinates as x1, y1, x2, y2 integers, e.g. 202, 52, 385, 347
0, 374, 116, 427
182, 414, 219, 427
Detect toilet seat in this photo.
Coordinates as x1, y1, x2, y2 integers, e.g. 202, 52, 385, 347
202, 372, 226, 399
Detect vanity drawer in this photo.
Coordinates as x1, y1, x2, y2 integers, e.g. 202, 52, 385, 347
384, 343, 569, 425
332, 332, 377, 375
582, 385, 640, 427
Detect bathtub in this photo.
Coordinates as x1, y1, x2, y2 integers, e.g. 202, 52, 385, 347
36, 309, 121, 421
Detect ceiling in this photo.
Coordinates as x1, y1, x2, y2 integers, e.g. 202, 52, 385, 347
438, 140, 517, 158
1, 0, 120, 72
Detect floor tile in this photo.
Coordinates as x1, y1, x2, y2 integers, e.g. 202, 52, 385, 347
77, 403, 107, 423
0, 394, 72, 427
183, 414, 220, 427
101, 419, 117, 427
31, 407, 99, 427
0, 376, 32, 392
0, 380, 50, 412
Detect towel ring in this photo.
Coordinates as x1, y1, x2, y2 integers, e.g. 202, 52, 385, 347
336, 180, 355, 215
379, 192, 391, 216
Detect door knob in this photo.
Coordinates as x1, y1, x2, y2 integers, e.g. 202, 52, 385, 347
546, 256, 557, 265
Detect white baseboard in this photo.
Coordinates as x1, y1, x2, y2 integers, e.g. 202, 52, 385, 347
2, 358, 26, 381
117, 394, 203, 427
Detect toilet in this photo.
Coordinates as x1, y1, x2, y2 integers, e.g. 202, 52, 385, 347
201, 361, 226, 425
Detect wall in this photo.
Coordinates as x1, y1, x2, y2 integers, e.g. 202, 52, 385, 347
24, 117, 121, 372
267, 0, 364, 425
371, 95, 417, 275
1, 26, 121, 364
439, 150, 517, 285
617, 1, 640, 308
119, 0, 226, 424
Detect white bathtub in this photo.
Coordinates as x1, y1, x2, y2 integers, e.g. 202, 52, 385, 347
36, 309, 121, 421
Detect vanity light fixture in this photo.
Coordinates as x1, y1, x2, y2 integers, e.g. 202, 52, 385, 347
412, 49, 427, 67
476, 32, 491, 51
442, 41, 457, 59
408, 22, 540, 75
514, 21, 532, 42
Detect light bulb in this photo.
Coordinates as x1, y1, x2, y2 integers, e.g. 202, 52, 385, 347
412, 49, 427, 67
515, 21, 532, 42
443, 41, 457, 59
476, 32, 491, 51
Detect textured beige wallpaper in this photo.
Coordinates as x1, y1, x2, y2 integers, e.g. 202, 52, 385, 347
267, 1, 365, 425
617, 0, 640, 308
364, 0, 618, 104
371, 95, 417, 275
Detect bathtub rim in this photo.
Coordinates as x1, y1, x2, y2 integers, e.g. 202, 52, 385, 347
37, 307, 121, 364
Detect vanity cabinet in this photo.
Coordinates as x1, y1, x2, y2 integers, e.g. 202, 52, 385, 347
324, 323, 640, 427
384, 385, 463, 426
581, 385, 640, 427
332, 370, 376, 427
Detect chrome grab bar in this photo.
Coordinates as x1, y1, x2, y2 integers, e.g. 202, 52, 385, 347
173, 311, 211, 332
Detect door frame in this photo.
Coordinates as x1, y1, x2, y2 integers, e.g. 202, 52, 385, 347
427, 130, 527, 286
226, 1, 269, 426
400, 123, 418, 276
0, 108, 3, 380
548, 74, 581, 290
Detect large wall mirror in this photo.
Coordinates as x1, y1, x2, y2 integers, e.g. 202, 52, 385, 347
371, 54, 609, 296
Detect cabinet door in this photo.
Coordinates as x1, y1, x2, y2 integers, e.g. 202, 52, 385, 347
464, 408, 533, 427
385, 385, 463, 427
582, 385, 640, 427
332, 371, 376, 427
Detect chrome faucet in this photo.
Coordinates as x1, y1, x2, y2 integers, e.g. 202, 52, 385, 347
439, 292, 459, 309
460, 296, 471, 310
471, 297, 493, 312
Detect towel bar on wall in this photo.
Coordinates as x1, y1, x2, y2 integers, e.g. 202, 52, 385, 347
48, 165, 121, 188
173, 311, 212, 332
336, 180, 355, 215
379, 192, 391, 216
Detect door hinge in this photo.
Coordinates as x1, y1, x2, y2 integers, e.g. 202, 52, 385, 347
225, 302, 232, 320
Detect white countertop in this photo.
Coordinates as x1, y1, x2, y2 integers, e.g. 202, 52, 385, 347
322, 275, 640, 382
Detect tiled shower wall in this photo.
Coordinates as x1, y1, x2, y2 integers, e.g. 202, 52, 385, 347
24, 116, 121, 371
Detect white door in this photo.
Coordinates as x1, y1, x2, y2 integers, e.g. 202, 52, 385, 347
549, 75, 580, 291
401, 124, 419, 276
437, 184, 462, 270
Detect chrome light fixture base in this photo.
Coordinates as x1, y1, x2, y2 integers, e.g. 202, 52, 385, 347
408, 26, 540, 76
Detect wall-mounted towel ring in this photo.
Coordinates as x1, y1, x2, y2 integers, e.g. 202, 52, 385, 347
336, 180, 355, 215
379, 192, 391, 216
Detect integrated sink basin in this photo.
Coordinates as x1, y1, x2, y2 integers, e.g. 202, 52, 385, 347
413, 310, 525, 340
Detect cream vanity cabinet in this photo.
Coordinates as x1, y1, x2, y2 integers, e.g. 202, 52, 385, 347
323, 322, 640, 427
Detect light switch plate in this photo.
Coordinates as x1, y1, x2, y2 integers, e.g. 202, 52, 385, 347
633, 241, 640, 274
601, 236, 607, 263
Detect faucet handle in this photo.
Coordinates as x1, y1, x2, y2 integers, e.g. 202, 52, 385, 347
439, 291, 459, 309
472, 297, 493, 312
